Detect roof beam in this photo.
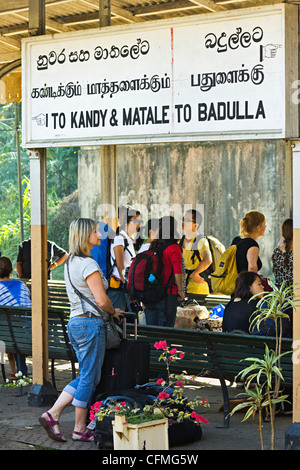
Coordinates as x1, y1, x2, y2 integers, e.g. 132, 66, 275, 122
0, 51, 21, 64
81, 0, 145, 22
0, 34, 21, 49
0, 0, 74, 14
131, 0, 203, 17
215, 0, 282, 4
188, 0, 226, 12
111, 1, 145, 22
46, 17, 74, 31
52, 11, 99, 24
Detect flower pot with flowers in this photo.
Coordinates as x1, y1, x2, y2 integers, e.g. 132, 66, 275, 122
90, 340, 209, 450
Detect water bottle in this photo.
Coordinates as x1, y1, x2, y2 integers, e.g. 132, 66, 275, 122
148, 273, 156, 283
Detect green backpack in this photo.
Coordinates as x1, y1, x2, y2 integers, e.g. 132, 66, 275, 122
210, 244, 238, 295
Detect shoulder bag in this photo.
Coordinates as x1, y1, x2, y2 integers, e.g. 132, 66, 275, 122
66, 262, 122, 350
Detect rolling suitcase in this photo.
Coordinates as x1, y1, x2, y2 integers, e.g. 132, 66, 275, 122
94, 312, 150, 396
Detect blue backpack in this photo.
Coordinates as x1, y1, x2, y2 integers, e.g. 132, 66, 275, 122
91, 221, 115, 279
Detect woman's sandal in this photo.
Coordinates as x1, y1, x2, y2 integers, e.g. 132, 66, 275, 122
39, 411, 67, 442
72, 428, 94, 442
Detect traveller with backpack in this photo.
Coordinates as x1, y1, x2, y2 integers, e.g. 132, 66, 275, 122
107, 208, 142, 311
128, 216, 184, 327
180, 209, 213, 295
232, 210, 266, 274
211, 210, 266, 295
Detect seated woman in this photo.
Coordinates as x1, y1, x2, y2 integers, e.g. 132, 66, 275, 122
222, 271, 264, 334
0, 256, 31, 377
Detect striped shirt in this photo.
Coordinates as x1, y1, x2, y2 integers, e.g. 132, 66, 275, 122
0, 280, 31, 307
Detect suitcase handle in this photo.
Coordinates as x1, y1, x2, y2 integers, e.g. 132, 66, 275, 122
122, 312, 138, 340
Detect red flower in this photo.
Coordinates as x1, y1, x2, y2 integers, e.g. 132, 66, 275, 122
190, 412, 209, 424
158, 392, 170, 400
157, 378, 164, 385
89, 401, 103, 421
154, 340, 167, 350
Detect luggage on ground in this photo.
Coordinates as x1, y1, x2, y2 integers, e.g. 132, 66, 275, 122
94, 312, 150, 396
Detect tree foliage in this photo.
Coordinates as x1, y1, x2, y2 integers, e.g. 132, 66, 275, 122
0, 103, 79, 278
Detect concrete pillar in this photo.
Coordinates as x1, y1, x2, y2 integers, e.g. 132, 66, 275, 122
98, 0, 118, 230
285, 141, 300, 448
100, 145, 118, 230
27, 0, 58, 406
27, 149, 58, 406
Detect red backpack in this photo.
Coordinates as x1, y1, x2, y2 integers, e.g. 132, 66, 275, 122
127, 246, 174, 304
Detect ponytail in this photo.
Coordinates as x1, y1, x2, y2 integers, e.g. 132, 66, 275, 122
240, 210, 265, 237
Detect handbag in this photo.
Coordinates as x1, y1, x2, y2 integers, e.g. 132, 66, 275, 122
66, 262, 122, 350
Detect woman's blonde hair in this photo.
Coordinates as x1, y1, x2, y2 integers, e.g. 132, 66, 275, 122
240, 210, 265, 237
68, 218, 97, 258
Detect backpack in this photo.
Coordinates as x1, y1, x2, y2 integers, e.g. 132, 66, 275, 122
127, 244, 174, 304
179, 235, 225, 293
91, 222, 116, 279
91, 222, 132, 281
210, 244, 238, 295
205, 235, 226, 271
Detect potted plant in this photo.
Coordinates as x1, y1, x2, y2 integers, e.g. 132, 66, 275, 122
0, 371, 32, 396
230, 281, 296, 450
90, 340, 209, 450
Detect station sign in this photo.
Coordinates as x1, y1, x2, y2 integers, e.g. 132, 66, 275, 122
22, 4, 297, 147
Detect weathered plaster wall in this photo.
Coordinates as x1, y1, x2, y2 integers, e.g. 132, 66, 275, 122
117, 140, 291, 277
78, 146, 101, 218
78, 140, 291, 277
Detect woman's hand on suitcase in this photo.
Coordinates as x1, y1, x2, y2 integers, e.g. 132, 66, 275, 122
113, 308, 124, 322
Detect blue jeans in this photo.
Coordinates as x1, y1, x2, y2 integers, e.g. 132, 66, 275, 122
64, 315, 106, 408
144, 293, 178, 327
107, 288, 127, 311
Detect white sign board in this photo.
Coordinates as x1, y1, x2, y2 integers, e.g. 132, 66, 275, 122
22, 4, 295, 148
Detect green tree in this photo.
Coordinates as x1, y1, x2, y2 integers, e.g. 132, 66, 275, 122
0, 103, 79, 278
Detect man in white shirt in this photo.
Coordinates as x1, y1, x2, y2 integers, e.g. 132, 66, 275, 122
107, 210, 142, 310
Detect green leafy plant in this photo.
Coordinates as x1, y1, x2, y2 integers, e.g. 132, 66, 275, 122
230, 345, 290, 450
90, 340, 210, 426
230, 281, 296, 450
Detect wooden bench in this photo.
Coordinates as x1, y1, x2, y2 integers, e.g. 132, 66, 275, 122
24, 279, 229, 312
125, 323, 293, 427
24, 280, 70, 311
0, 305, 76, 390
